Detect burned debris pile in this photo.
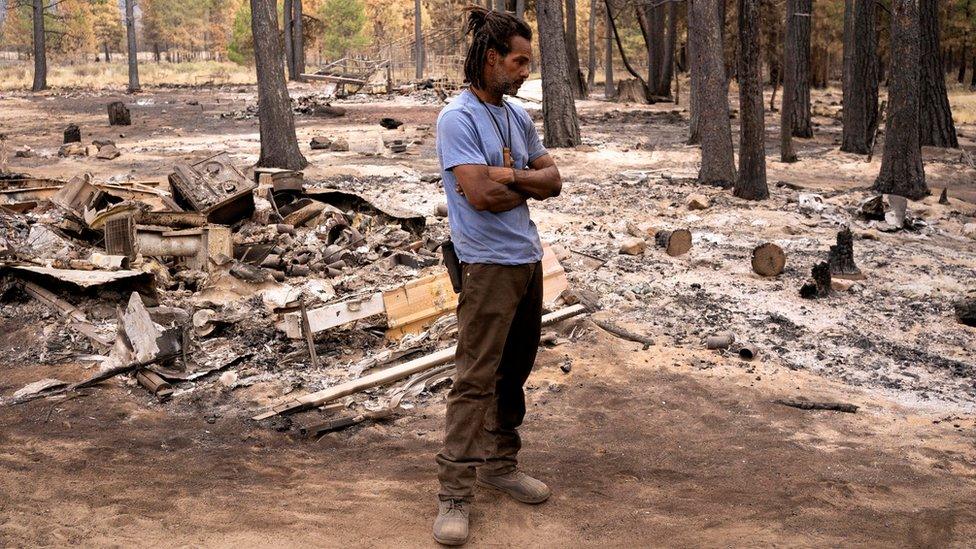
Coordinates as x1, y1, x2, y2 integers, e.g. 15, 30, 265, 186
0, 155, 583, 435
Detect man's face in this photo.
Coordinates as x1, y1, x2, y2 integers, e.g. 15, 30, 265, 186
487, 35, 532, 96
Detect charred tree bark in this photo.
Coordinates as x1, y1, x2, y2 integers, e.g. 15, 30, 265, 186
517, 0, 526, 19
687, 0, 701, 145
538, 0, 582, 147
565, 0, 588, 98
874, 0, 926, 199
781, 0, 812, 161
587, 0, 597, 89
125, 0, 140, 93
657, 0, 677, 98
918, 0, 958, 148
688, 0, 735, 187
250, 0, 308, 170
841, 0, 879, 154
605, 2, 615, 98
735, 0, 769, 200
284, 0, 295, 81
972, 55, 976, 88
415, 0, 424, 80
294, 0, 306, 78
641, 3, 664, 94
31, 0, 46, 91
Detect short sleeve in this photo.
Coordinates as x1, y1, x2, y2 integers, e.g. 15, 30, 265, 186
522, 110, 548, 164
437, 110, 487, 170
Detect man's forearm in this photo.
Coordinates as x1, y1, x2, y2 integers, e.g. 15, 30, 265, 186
510, 166, 561, 200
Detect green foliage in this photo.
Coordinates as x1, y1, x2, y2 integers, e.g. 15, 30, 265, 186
318, 0, 369, 59
227, 1, 253, 65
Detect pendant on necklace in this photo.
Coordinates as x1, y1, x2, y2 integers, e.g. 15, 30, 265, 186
503, 147, 513, 169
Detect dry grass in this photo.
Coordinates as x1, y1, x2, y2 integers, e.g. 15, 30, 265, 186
948, 86, 976, 125
0, 60, 255, 91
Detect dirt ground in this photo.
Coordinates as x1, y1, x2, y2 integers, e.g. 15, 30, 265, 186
1, 82, 976, 547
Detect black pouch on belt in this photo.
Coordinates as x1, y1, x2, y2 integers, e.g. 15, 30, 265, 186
441, 239, 463, 293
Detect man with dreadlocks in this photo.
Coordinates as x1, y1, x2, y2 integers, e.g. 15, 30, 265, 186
432, 6, 563, 546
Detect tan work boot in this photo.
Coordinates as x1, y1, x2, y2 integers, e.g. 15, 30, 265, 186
477, 470, 551, 504
433, 498, 469, 546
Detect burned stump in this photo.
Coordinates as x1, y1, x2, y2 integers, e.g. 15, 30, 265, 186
939, 188, 949, 205
800, 262, 832, 299
828, 227, 864, 280
751, 243, 786, 277
654, 229, 692, 257
63, 124, 81, 144
955, 298, 976, 327
107, 101, 131, 126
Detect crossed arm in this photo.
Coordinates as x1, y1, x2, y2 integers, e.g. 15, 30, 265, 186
451, 154, 562, 213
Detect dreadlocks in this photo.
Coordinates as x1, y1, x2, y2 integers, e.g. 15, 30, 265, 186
463, 6, 532, 91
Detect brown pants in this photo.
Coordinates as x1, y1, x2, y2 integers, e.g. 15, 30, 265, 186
436, 261, 543, 501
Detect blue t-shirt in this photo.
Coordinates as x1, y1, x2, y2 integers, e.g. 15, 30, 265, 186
436, 90, 548, 265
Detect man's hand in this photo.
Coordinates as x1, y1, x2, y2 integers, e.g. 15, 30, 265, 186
452, 164, 526, 213
487, 166, 516, 185
509, 154, 562, 200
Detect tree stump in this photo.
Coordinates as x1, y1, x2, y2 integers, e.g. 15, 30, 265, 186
63, 124, 81, 144
939, 188, 949, 204
615, 79, 649, 104
107, 102, 131, 126
828, 227, 864, 279
800, 261, 831, 298
654, 229, 692, 256
955, 298, 976, 327
751, 243, 786, 276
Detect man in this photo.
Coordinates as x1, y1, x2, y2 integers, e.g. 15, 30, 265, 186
432, 6, 563, 546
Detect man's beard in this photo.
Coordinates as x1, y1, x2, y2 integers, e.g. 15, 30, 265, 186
493, 76, 522, 97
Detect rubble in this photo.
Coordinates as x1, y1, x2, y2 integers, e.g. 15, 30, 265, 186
619, 237, 646, 255
309, 136, 349, 152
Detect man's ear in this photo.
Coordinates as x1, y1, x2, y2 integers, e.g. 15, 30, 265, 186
487, 48, 498, 66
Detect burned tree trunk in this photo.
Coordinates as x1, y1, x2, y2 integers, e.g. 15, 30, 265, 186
517, 0, 526, 19
873, 0, 927, 199
294, 0, 306, 78
800, 262, 832, 298
841, 0, 879, 154
251, 0, 308, 170
587, 0, 597, 88
605, 3, 615, 98
828, 227, 863, 279
688, 0, 735, 187
415, 0, 424, 80
781, 0, 801, 162
918, 0, 958, 148
31, 0, 47, 92
565, 0, 588, 98
125, 0, 140, 93
284, 0, 295, 81
659, 1, 677, 98
735, 0, 769, 200
782, 0, 812, 144
538, 0, 582, 147
108, 101, 131, 126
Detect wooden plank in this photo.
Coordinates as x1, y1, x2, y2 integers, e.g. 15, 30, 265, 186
253, 304, 588, 420
383, 271, 458, 339
278, 292, 386, 339
21, 281, 114, 348
541, 244, 569, 304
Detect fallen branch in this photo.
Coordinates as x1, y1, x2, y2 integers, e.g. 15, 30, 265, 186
774, 398, 858, 413
591, 318, 654, 350
254, 304, 588, 420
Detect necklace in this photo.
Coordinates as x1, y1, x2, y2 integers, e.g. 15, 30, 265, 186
474, 91, 513, 168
